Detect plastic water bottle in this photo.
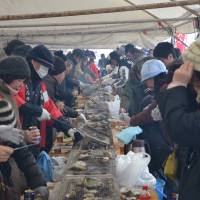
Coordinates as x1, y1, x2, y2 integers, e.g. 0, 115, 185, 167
139, 185, 151, 200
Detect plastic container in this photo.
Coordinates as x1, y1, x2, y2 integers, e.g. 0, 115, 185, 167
156, 179, 166, 200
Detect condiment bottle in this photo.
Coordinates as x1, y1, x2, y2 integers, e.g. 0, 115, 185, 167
139, 185, 151, 200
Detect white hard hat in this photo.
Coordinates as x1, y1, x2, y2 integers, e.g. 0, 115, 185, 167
141, 59, 168, 82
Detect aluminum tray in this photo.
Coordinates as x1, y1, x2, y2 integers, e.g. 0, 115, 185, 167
50, 174, 120, 200
65, 149, 116, 176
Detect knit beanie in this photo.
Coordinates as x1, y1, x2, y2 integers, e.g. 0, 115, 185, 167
0, 56, 31, 77
183, 38, 200, 71
50, 56, 66, 76
27, 45, 54, 70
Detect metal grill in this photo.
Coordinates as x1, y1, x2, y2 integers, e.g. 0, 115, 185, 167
54, 175, 119, 200
80, 138, 110, 150
65, 150, 115, 176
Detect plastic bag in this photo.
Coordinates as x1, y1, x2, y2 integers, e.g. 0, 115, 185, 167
164, 149, 177, 179
116, 151, 151, 189
137, 167, 156, 187
107, 95, 120, 118
37, 151, 53, 182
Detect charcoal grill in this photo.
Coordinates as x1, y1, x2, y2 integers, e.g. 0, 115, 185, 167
50, 175, 120, 200
65, 149, 116, 176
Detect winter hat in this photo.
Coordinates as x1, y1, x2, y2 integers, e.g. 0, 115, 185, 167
0, 56, 31, 77
0, 99, 16, 127
12, 44, 32, 58
27, 45, 54, 70
141, 59, 168, 82
4, 39, 25, 56
50, 56, 66, 76
72, 48, 84, 58
183, 38, 200, 72
54, 50, 67, 61
125, 43, 135, 54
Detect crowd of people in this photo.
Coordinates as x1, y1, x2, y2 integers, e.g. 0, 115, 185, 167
0, 37, 199, 200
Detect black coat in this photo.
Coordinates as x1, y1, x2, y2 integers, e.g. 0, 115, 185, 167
158, 86, 200, 200
0, 142, 46, 189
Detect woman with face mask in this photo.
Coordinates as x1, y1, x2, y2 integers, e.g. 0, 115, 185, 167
158, 38, 200, 200
14, 45, 83, 157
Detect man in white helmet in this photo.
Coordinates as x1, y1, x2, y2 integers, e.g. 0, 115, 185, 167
130, 59, 172, 173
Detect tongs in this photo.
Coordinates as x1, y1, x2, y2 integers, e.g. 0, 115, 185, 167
77, 127, 110, 145
14, 143, 38, 151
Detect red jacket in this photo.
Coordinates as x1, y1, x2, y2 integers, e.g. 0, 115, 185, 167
14, 82, 62, 147
90, 63, 99, 79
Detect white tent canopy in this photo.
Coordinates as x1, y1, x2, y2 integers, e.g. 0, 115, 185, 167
0, 0, 199, 49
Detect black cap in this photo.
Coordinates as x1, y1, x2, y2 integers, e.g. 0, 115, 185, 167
109, 51, 120, 63
54, 50, 67, 61
27, 45, 54, 70
125, 43, 135, 54
4, 39, 25, 56
50, 56, 66, 76
72, 49, 84, 58
153, 42, 175, 59
0, 56, 31, 77
12, 45, 32, 58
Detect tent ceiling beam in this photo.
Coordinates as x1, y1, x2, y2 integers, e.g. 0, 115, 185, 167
0, 0, 199, 21
0, 27, 169, 37
170, 0, 200, 17
0, 17, 194, 28
123, 0, 173, 29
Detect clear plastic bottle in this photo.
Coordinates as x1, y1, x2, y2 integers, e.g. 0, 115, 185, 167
139, 185, 151, 200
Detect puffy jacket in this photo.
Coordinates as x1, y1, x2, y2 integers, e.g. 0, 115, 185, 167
14, 65, 71, 150
158, 86, 200, 200
120, 80, 145, 116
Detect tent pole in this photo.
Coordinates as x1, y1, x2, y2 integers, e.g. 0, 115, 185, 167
0, 0, 199, 21
0, 27, 170, 37
0, 17, 194, 28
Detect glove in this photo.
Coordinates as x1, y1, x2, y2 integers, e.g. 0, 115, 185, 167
78, 113, 88, 124
37, 108, 51, 121
68, 128, 84, 143
0, 127, 24, 145
34, 186, 49, 200
151, 105, 162, 121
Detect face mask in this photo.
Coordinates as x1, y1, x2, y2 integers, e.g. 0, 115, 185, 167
37, 65, 49, 78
